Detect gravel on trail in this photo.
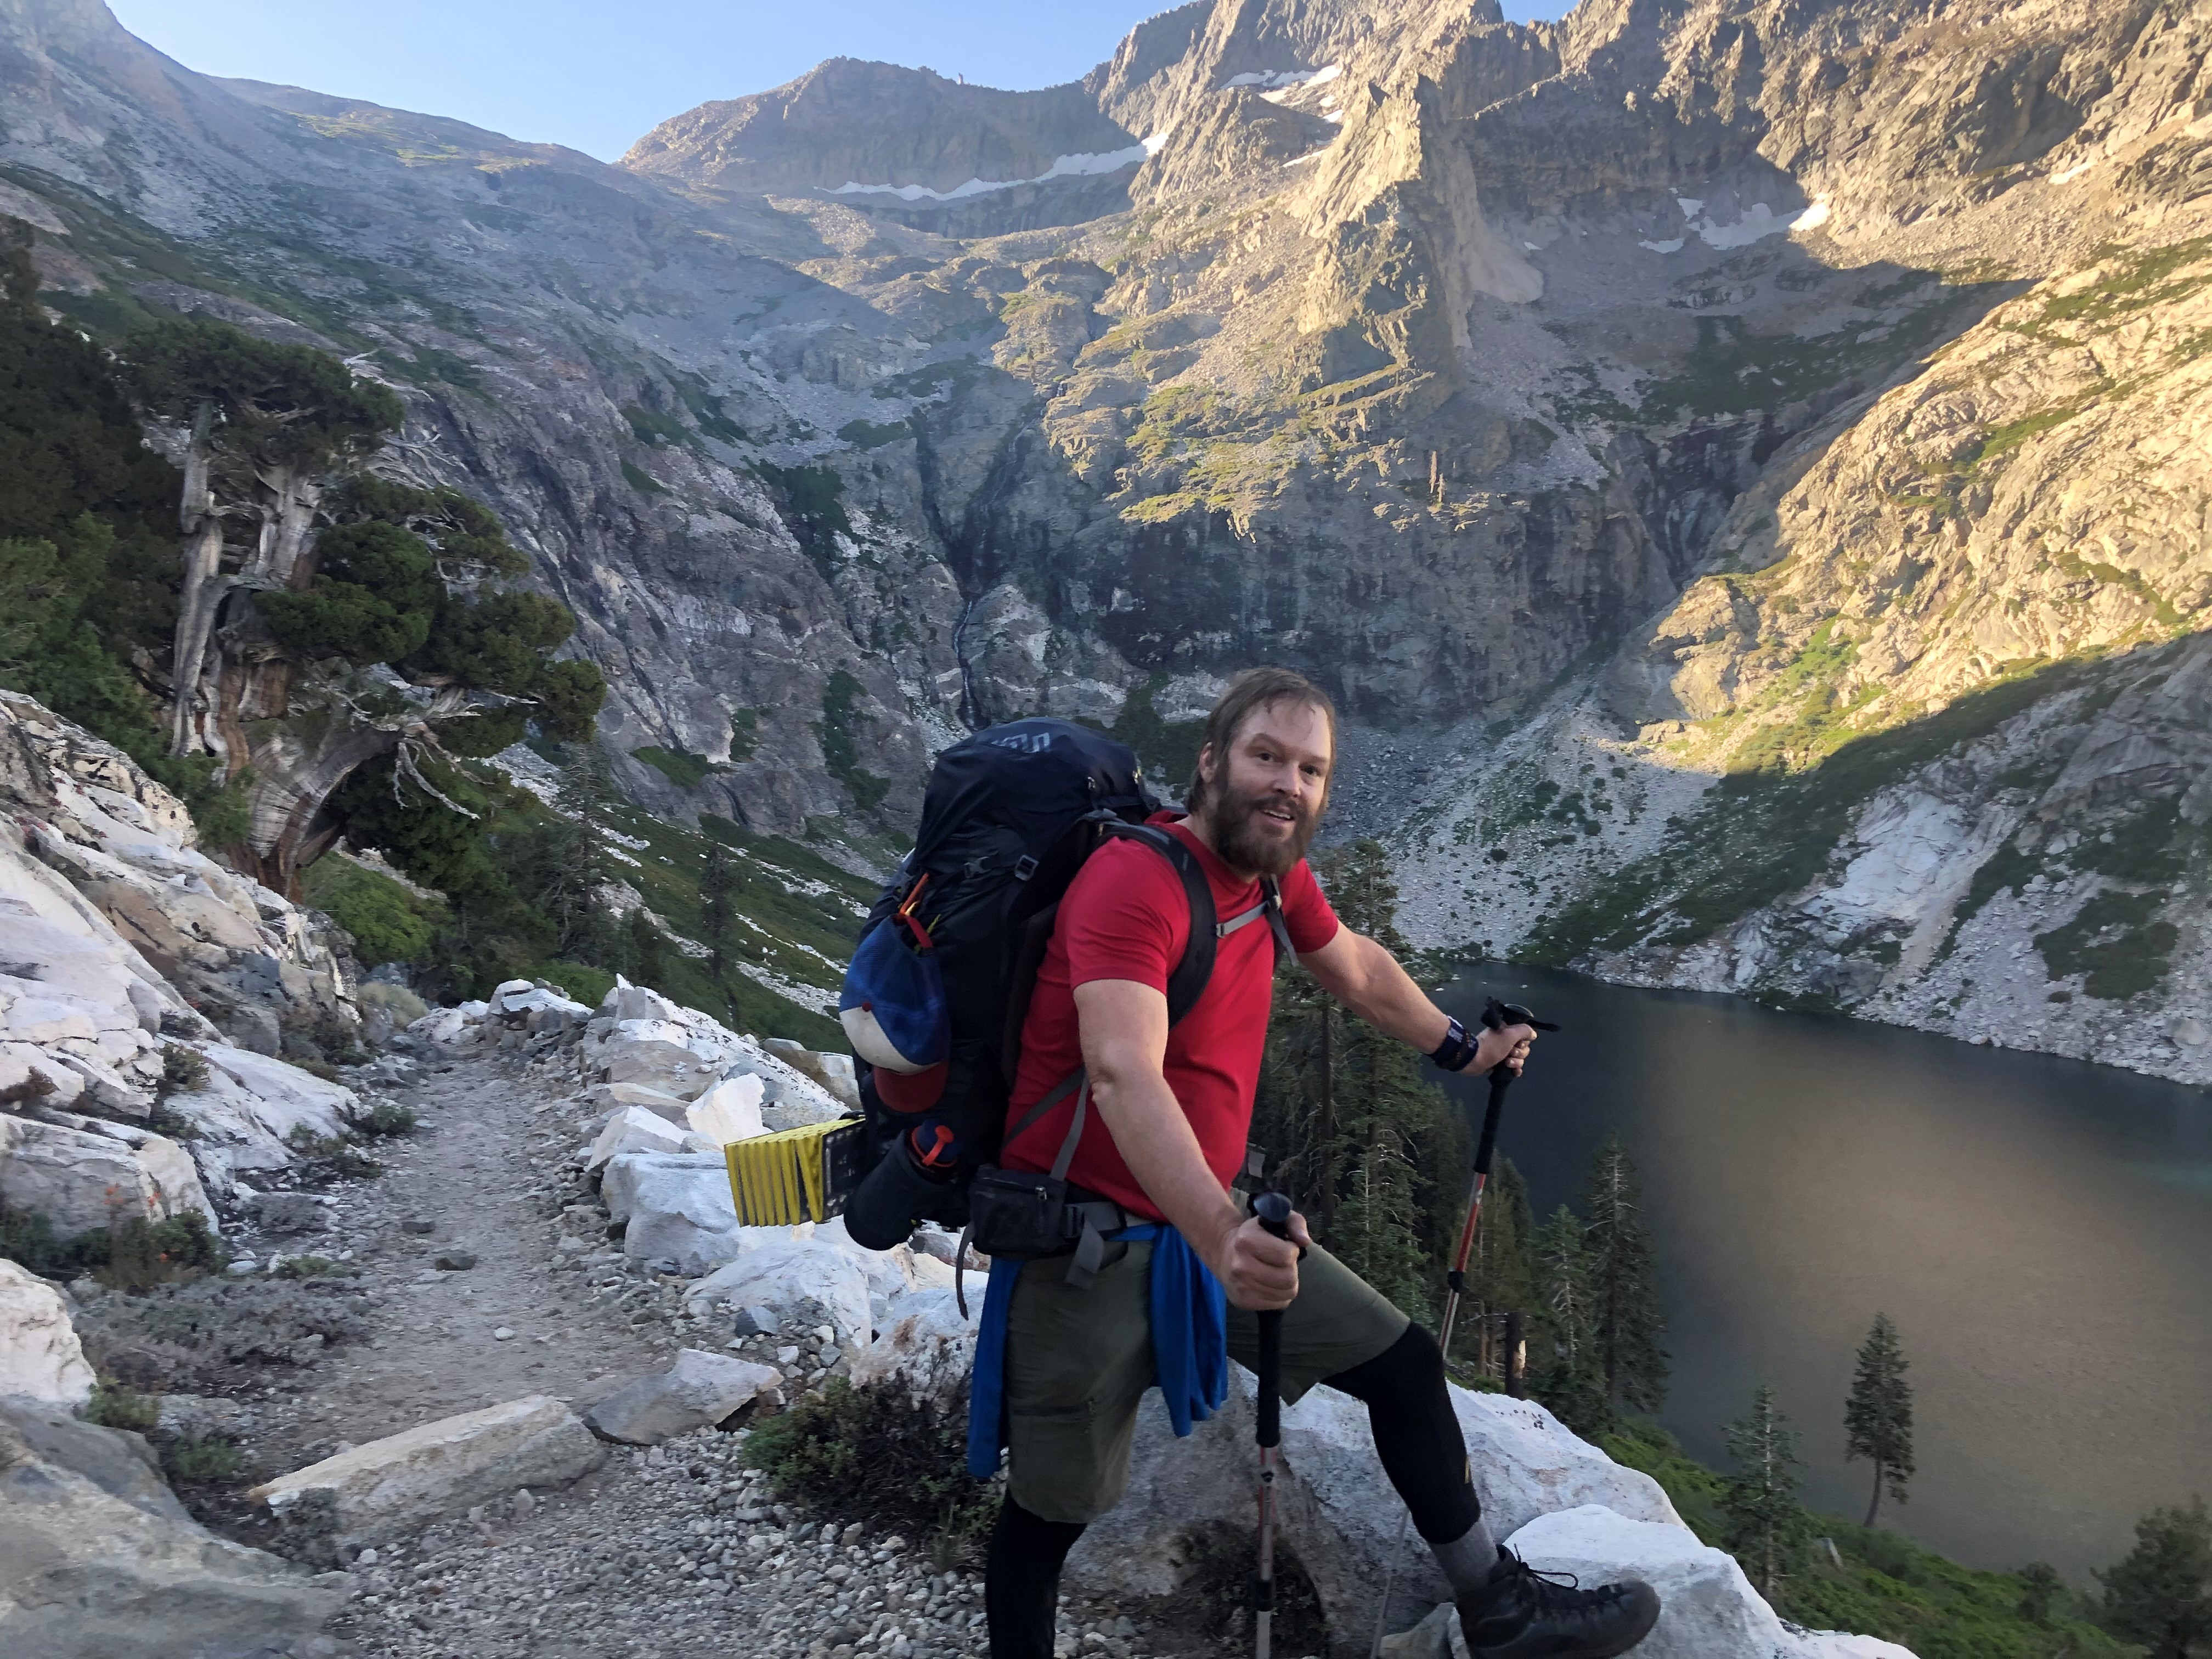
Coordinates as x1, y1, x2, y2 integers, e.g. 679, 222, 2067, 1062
182, 1036, 1212, 1659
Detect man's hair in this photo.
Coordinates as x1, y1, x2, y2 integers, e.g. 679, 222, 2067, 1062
1185, 666, 1338, 812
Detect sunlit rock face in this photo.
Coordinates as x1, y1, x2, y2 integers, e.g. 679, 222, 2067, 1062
1, 0, 2206, 1060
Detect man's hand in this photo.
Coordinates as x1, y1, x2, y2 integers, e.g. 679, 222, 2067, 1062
1211, 1207, 1313, 1311
1474, 1020, 1537, 1076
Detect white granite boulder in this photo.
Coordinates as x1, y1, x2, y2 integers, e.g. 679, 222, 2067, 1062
601, 1150, 746, 1274
585, 1104, 714, 1173
687, 1073, 766, 1146
248, 1395, 603, 1555
0, 1111, 212, 1235
850, 1287, 977, 1413
584, 1348, 780, 1444
0, 1259, 95, 1406
682, 1237, 871, 1349
1065, 1374, 1680, 1645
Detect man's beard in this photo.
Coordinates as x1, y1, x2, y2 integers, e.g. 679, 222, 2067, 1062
1211, 779, 1321, 877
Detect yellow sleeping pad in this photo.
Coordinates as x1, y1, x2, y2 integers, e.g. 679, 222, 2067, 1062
724, 1119, 866, 1227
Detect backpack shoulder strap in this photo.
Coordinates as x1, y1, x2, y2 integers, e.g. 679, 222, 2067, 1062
1104, 822, 1216, 1027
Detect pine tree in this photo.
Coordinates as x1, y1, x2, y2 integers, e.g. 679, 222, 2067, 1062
2015, 1562, 2063, 1625
1532, 1204, 1611, 1435
1328, 1093, 1429, 1314
1460, 1155, 1538, 1379
539, 743, 620, 960
2097, 1498, 2212, 1658
623, 907, 668, 991
1720, 1383, 1806, 1603
1844, 1313, 1915, 1527
699, 842, 740, 984
1579, 1132, 1669, 1413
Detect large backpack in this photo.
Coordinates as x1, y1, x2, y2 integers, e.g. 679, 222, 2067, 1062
836, 716, 1287, 1246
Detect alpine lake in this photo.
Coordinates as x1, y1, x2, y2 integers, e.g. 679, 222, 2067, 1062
1431, 965, 2212, 1580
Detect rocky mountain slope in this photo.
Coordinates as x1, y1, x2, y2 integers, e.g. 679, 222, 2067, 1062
0, 0, 2205, 1069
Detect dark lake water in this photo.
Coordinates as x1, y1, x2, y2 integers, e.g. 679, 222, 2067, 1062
1432, 965, 2212, 1579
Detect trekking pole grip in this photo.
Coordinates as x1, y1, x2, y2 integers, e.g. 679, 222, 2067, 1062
1251, 1192, 1292, 1449
1473, 1066, 1512, 1177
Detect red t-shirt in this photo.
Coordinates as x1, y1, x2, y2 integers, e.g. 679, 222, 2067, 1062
1001, 813, 1342, 1218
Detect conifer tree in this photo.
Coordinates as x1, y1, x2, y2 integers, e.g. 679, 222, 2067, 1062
2015, 1562, 2063, 1626
624, 907, 669, 991
699, 842, 740, 984
2097, 1497, 2212, 1658
1579, 1132, 1669, 1413
1844, 1313, 1915, 1527
1533, 1203, 1611, 1435
1462, 1155, 1538, 1378
540, 743, 620, 961
1721, 1383, 1806, 1602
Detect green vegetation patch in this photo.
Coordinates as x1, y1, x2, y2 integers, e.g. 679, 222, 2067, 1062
632, 744, 718, 789
1606, 1420, 2130, 1659
817, 669, 890, 812
2036, 889, 2179, 1002
727, 708, 761, 762
753, 462, 853, 583
1104, 675, 1206, 787
303, 854, 445, 969
1526, 662, 2084, 964
2040, 234, 2212, 328
0, 1202, 225, 1289
836, 417, 911, 450
746, 1377, 998, 1570
620, 459, 668, 495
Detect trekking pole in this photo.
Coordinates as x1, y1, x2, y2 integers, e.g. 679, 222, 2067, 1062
1251, 1188, 1295, 1659
1368, 998, 1558, 1658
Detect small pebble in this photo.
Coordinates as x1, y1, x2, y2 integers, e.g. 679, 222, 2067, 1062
493, 1327, 515, 1341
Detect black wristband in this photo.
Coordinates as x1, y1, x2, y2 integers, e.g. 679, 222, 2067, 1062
1427, 1016, 1479, 1073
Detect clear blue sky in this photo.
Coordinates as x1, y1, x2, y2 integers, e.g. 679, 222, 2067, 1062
108, 1, 1570, 162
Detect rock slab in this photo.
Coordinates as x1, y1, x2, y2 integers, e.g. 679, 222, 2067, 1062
0, 1397, 340, 1658
584, 1348, 780, 1444
247, 1395, 603, 1554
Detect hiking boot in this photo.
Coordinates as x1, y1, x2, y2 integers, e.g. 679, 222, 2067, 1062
1456, 1548, 1661, 1658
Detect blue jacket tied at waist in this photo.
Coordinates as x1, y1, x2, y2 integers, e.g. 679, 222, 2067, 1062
967, 1224, 1228, 1479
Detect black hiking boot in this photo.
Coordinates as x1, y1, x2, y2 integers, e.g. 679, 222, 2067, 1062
1456, 1548, 1661, 1658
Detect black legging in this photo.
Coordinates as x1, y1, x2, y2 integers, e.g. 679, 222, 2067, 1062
986, 1322, 1477, 1657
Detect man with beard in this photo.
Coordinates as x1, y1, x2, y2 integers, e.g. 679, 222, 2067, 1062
980, 667, 1661, 1659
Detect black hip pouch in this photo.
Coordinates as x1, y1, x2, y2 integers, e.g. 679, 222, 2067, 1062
966, 1164, 1075, 1259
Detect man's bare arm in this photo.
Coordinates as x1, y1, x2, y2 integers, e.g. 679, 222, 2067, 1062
1300, 927, 1531, 1073
1074, 977, 1307, 1309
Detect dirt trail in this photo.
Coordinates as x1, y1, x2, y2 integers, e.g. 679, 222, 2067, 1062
190, 1042, 1181, 1659
268, 1052, 665, 1458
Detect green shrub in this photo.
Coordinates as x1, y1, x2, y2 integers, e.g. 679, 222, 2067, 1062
284, 1125, 383, 1182
164, 1435, 247, 1485
746, 1378, 997, 1568
84, 1381, 161, 1433
355, 979, 429, 1024
101, 1210, 226, 1290
159, 1043, 210, 1098
349, 1099, 416, 1138
1, 1200, 223, 1285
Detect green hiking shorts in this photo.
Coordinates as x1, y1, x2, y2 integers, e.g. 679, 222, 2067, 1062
1002, 1237, 1409, 1524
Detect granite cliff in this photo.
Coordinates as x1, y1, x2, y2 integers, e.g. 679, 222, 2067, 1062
0, 0, 2206, 1074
